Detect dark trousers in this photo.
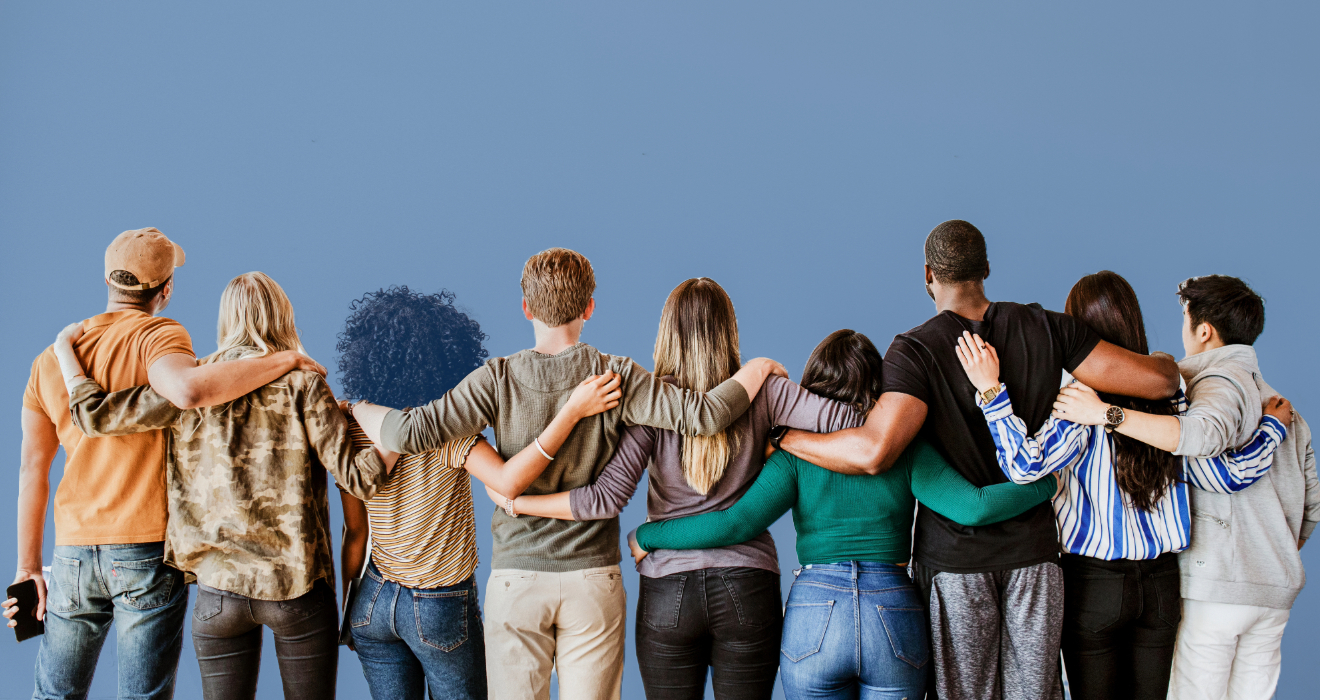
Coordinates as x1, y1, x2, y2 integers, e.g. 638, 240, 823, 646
191, 579, 340, 700
1060, 552, 1181, 700
636, 567, 782, 700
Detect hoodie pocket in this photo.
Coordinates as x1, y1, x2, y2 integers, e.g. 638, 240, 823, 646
1188, 507, 1236, 582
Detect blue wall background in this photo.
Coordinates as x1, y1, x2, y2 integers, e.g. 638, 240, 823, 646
2, 2, 1317, 698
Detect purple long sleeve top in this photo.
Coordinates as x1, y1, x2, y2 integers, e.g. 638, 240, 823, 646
569, 375, 863, 578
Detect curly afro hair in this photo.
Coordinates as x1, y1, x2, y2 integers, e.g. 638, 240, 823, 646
337, 286, 489, 408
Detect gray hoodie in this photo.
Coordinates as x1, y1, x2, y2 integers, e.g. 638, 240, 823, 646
1176, 344, 1320, 610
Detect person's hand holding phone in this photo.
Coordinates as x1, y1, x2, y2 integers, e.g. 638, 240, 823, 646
4, 570, 47, 641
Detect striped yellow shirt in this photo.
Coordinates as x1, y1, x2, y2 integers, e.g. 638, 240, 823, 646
348, 423, 481, 588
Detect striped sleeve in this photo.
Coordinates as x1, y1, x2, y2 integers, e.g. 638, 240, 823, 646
980, 386, 1090, 484
1183, 415, 1287, 494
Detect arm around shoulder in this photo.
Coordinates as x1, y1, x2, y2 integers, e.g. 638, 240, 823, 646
780, 392, 926, 476
1071, 341, 1179, 401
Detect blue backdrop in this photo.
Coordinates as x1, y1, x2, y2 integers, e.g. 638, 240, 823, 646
3, 3, 1317, 698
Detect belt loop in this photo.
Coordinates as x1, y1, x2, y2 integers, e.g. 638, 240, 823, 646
852, 561, 859, 582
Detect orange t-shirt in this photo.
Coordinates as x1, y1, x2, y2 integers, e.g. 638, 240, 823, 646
23, 310, 194, 545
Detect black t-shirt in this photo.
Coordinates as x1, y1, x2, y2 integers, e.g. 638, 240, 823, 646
883, 301, 1100, 573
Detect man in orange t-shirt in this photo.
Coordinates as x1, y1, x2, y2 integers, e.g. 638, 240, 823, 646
5, 228, 327, 700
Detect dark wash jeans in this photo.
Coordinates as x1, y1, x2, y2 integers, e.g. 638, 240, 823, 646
34, 543, 188, 700
780, 562, 926, 700
191, 579, 339, 700
636, 567, 782, 700
349, 564, 487, 700
1060, 552, 1181, 700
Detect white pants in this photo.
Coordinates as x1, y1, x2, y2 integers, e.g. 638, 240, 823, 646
1168, 598, 1291, 700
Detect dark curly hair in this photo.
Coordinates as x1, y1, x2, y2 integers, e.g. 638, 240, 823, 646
336, 286, 489, 408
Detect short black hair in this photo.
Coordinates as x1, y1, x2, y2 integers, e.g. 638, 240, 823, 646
108, 270, 170, 305
800, 329, 884, 415
337, 286, 489, 407
925, 219, 989, 284
1177, 275, 1265, 346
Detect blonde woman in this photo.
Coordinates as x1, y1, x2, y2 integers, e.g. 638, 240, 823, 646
48, 272, 393, 700
490, 278, 859, 700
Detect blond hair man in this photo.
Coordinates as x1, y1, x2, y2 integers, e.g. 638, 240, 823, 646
353, 248, 786, 700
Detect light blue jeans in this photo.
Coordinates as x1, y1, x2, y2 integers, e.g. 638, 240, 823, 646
33, 543, 188, 700
779, 562, 928, 700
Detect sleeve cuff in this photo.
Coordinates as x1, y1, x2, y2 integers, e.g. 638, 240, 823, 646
1260, 415, 1287, 443
1301, 519, 1317, 542
712, 376, 753, 419
628, 527, 648, 554
379, 408, 409, 453
978, 385, 1015, 422
67, 377, 105, 405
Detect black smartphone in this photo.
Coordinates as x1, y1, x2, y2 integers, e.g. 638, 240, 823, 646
6, 579, 45, 642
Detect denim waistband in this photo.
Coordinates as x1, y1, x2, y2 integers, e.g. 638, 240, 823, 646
801, 561, 908, 574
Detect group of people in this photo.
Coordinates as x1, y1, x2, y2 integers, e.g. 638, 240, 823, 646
4, 221, 1315, 700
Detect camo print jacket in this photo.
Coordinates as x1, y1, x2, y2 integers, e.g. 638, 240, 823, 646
67, 347, 389, 601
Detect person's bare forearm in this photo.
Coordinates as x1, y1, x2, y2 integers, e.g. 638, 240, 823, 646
732, 359, 785, 404
16, 471, 48, 574
338, 492, 369, 599
481, 409, 581, 497
512, 492, 576, 520
1072, 342, 1180, 401
779, 392, 927, 476
1114, 411, 1181, 452
148, 351, 320, 409
17, 411, 58, 574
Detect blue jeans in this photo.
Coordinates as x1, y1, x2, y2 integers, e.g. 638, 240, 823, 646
779, 562, 927, 700
349, 564, 487, 700
34, 543, 188, 700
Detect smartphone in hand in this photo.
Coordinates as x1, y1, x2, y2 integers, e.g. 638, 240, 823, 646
7, 580, 45, 642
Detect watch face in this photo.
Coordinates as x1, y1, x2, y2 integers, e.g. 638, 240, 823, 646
1106, 406, 1125, 425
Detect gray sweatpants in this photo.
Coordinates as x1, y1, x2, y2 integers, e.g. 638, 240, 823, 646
913, 560, 1065, 700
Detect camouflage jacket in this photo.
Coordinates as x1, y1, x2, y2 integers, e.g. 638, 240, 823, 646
67, 347, 389, 601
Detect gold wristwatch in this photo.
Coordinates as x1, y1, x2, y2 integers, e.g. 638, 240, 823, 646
978, 385, 1002, 405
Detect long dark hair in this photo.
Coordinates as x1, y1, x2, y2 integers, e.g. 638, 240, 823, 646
801, 330, 884, 416
1065, 271, 1180, 511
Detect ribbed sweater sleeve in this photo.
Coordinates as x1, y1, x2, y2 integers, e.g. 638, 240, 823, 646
635, 451, 798, 552
381, 365, 499, 455
907, 441, 1057, 527
569, 424, 655, 520
620, 359, 751, 436
765, 375, 863, 432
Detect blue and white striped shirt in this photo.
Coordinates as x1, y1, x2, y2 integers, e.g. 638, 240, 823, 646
978, 386, 1287, 561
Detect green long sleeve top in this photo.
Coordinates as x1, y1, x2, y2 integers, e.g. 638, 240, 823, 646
635, 441, 1058, 565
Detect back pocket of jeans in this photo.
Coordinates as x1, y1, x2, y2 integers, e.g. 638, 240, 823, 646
415, 590, 469, 652
877, 605, 929, 669
781, 601, 833, 662
1152, 569, 1182, 629
720, 570, 781, 628
1065, 572, 1125, 634
640, 575, 686, 631
193, 589, 223, 622
111, 555, 179, 611
49, 555, 80, 613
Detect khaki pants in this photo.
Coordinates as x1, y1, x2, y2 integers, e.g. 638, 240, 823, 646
484, 565, 626, 700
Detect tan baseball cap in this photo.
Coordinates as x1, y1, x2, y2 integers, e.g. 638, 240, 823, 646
105, 228, 186, 290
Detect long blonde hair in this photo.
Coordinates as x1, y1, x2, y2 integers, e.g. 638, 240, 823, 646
204, 272, 304, 364
654, 278, 742, 495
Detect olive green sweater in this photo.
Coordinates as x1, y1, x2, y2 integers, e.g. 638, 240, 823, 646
635, 441, 1057, 565
380, 343, 751, 572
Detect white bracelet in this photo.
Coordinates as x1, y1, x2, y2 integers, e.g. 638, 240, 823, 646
504, 497, 518, 518
534, 437, 555, 461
